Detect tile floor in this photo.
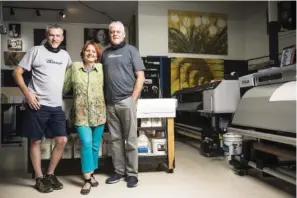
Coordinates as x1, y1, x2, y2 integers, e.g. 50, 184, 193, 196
0, 140, 295, 198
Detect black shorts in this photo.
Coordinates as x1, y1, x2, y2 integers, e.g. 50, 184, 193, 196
22, 105, 67, 140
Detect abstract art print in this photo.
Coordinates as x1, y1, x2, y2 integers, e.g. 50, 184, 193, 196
7, 40, 22, 51
84, 28, 110, 49
8, 24, 21, 38
280, 45, 296, 67
168, 10, 228, 55
171, 57, 224, 95
34, 29, 67, 50
4, 51, 26, 68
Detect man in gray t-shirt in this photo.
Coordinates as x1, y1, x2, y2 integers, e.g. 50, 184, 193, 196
12, 24, 71, 193
102, 21, 145, 188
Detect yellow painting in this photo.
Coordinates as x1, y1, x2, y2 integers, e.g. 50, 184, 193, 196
168, 10, 228, 55
171, 58, 224, 95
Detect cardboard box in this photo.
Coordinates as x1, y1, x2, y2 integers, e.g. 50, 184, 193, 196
151, 118, 162, 127
51, 136, 73, 159
102, 133, 112, 156
98, 141, 103, 157
140, 118, 152, 127
41, 138, 52, 159
63, 136, 73, 159
73, 134, 81, 159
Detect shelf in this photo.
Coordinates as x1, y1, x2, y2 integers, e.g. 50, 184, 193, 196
40, 154, 167, 161
29, 155, 168, 176
138, 126, 165, 130
138, 154, 167, 157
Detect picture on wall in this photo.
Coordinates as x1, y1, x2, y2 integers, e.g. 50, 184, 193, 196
8, 40, 22, 51
280, 45, 296, 67
4, 51, 26, 67
171, 57, 224, 95
84, 28, 110, 49
8, 24, 21, 38
168, 10, 228, 55
34, 29, 67, 50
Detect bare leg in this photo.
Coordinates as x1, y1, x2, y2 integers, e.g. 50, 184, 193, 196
47, 136, 67, 174
84, 172, 91, 180
81, 172, 92, 194
30, 140, 43, 178
89, 171, 97, 184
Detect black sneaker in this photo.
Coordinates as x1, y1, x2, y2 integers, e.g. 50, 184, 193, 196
127, 176, 138, 188
45, 174, 63, 190
35, 177, 53, 193
105, 173, 125, 184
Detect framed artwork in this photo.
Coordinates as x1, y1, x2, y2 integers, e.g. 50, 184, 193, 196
33, 29, 67, 50
8, 24, 21, 38
84, 28, 110, 49
280, 45, 296, 67
168, 10, 228, 55
170, 57, 224, 94
3, 51, 26, 67
7, 40, 22, 51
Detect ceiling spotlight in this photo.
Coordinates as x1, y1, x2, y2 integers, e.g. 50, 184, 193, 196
36, 9, 40, 16
10, 8, 15, 16
59, 11, 66, 18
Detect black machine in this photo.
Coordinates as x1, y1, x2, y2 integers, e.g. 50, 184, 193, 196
141, 57, 161, 99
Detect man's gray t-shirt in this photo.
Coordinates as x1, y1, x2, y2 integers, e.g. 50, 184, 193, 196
18, 45, 72, 107
102, 44, 145, 104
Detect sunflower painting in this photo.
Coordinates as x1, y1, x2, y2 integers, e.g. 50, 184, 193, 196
168, 10, 228, 55
171, 57, 224, 95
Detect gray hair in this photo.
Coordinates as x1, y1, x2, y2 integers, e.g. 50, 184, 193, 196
46, 24, 64, 34
108, 21, 125, 33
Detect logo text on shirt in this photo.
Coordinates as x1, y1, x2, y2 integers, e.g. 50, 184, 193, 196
46, 59, 63, 65
108, 54, 123, 58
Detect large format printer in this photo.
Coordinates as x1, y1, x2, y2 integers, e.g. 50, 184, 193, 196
174, 80, 240, 156
228, 64, 296, 185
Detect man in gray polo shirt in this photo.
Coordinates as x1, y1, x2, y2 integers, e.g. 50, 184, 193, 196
102, 21, 145, 188
12, 24, 71, 193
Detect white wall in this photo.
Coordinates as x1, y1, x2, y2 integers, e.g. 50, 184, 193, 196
244, 2, 296, 60
137, 1, 247, 60
135, 9, 139, 49
1, 21, 130, 70
1, 22, 110, 69
244, 4, 269, 60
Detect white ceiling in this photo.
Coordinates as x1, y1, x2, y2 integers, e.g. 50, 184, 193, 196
2, 1, 268, 25
2, 1, 138, 25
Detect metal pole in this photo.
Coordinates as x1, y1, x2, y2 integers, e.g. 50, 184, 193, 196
268, 1, 280, 67
228, 127, 296, 146
234, 156, 296, 185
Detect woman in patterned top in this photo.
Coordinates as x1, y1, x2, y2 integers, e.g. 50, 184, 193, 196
63, 41, 106, 195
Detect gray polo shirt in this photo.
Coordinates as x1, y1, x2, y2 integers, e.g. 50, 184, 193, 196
18, 45, 72, 107
101, 44, 145, 104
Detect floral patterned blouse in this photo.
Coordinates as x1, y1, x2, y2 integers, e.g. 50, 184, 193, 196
63, 62, 106, 127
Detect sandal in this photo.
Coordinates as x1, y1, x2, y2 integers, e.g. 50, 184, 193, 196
80, 179, 92, 195
90, 173, 99, 187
